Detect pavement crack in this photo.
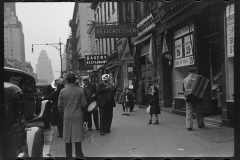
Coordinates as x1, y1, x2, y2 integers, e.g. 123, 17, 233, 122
91, 133, 104, 146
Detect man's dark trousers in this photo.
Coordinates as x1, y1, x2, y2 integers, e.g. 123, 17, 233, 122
87, 109, 99, 129
99, 101, 114, 133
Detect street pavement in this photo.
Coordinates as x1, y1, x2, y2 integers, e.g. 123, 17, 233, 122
42, 103, 234, 158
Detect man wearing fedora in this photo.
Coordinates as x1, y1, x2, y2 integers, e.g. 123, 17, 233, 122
97, 74, 117, 135
82, 77, 99, 131
58, 73, 87, 158
183, 66, 205, 131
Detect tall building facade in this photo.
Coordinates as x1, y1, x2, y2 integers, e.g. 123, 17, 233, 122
36, 50, 54, 84
4, 2, 26, 71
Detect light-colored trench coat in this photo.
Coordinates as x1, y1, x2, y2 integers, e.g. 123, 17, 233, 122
58, 83, 87, 143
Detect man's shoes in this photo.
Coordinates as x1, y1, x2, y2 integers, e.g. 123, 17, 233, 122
198, 123, 205, 128
100, 132, 105, 136
187, 128, 193, 131
122, 113, 126, 115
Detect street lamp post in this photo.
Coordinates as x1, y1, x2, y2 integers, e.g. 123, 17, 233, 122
32, 39, 64, 77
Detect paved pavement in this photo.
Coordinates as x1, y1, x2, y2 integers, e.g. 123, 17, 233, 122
43, 104, 234, 158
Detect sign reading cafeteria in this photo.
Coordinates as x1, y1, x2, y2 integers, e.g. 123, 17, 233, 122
85, 54, 108, 65
95, 24, 138, 38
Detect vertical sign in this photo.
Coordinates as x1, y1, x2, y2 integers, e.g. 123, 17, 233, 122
226, 4, 234, 58
184, 34, 193, 57
175, 39, 183, 59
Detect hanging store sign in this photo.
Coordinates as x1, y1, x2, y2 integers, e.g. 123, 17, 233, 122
158, 0, 194, 23
85, 54, 108, 65
95, 24, 138, 38
174, 56, 195, 68
137, 13, 156, 39
226, 4, 234, 58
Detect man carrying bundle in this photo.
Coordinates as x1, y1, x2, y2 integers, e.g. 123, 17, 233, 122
183, 67, 205, 131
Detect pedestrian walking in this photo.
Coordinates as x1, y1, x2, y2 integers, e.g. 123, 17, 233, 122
138, 77, 146, 108
97, 74, 117, 136
124, 88, 134, 116
148, 86, 161, 125
58, 73, 87, 158
43, 78, 64, 136
119, 88, 127, 115
82, 77, 99, 131
183, 67, 205, 131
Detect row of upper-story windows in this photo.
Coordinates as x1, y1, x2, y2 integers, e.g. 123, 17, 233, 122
94, 2, 117, 25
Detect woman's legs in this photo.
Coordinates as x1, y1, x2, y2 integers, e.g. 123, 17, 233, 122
153, 114, 159, 124
57, 125, 63, 137
148, 114, 152, 124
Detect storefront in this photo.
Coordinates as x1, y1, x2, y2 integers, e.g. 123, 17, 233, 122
157, 0, 233, 126
133, 13, 159, 104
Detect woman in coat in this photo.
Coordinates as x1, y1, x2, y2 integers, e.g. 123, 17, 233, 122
148, 86, 161, 125
138, 77, 146, 107
43, 78, 64, 137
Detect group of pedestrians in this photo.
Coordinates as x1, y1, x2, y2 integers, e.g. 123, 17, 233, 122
43, 66, 206, 158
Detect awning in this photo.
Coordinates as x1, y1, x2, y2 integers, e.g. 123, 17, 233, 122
133, 33, 152, 46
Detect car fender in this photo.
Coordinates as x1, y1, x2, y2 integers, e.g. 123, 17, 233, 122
38, 100, 49, 118
26, 127, 44, 157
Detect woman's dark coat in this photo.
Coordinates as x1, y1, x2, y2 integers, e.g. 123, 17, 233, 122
45, 85, 64, 126
149, 92, 161, 114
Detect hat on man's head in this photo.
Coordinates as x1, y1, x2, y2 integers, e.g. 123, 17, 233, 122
66, 73, 76, 79
188, 67, 197, 73
101, 74, 110, 81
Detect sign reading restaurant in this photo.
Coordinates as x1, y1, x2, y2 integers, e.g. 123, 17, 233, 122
85, 54, 108, 65
95, 24, 138, 38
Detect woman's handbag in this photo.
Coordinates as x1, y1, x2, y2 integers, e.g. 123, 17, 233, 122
87, 101, 98, 113
146, 105, 151, 114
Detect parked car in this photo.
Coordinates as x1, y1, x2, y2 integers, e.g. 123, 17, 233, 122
2, 82, 44, 157
4, 67, 52, 128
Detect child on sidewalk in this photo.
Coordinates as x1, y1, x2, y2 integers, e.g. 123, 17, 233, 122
125, 88, 134, 116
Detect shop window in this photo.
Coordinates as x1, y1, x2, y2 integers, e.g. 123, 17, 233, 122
174, 66, 188, 97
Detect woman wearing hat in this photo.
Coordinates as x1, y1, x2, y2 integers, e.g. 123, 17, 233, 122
97, 74, 117, 135
43, 78, 64, 137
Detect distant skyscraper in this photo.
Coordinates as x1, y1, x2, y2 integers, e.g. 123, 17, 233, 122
36, 50, 54, 84
4, 2, 26, 71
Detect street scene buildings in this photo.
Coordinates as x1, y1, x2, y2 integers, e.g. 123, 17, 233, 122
3, 1, 239, 158
65, 1, 235, 128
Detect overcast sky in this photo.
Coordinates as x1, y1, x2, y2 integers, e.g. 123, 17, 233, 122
16, 2, 75, 79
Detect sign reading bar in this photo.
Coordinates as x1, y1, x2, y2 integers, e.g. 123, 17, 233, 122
85, 54, 108, 65
95, 24, 138, 38
158, 0, 194, 23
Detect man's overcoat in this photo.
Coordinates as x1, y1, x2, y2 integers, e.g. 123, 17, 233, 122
58, 83, 87, 143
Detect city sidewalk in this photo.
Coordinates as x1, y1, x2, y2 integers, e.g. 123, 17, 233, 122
46, 103, 234, 158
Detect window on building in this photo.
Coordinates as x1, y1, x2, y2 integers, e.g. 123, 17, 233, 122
112, 2, 115, 13
104, 3, 107, 22
108, 2, 110, 18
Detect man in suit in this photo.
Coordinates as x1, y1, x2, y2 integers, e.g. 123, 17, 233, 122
97, 74, 117, 135
82, 77, 99, 131
58, 73, 87, 158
